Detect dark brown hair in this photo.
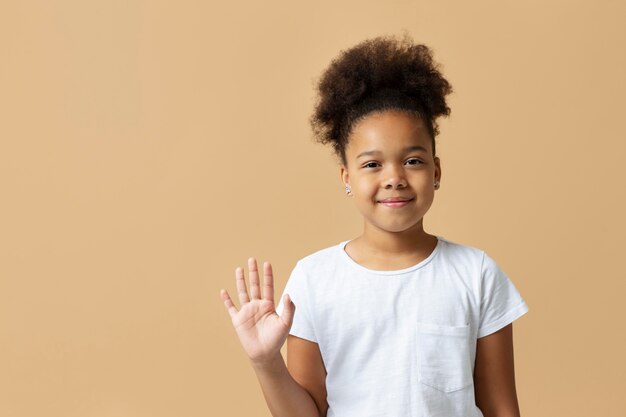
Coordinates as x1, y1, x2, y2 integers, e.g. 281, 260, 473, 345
310, 33, 453, 165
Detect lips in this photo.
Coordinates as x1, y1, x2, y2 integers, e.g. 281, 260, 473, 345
379, 197, 414, 203
379, 198, 413, 208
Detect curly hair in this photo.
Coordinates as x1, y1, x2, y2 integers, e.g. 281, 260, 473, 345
309, 33, 453, 165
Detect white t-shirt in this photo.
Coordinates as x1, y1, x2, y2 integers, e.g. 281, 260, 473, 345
276, 236, 529, 417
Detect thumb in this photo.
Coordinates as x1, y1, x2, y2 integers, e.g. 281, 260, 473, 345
280, 294, 296, 328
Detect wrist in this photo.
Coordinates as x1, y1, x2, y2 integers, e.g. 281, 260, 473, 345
250, 352, 285, 373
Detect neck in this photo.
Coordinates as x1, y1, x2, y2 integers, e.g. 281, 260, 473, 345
358, 219, 435, 256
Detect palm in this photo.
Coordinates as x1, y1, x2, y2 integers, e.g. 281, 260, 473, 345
232, 299, 289, 360
220, 258, 295, 364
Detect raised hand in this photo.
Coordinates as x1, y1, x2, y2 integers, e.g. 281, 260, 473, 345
220, 257, 295, 366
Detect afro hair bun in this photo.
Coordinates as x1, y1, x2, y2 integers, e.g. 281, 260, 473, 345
309, 33, 453, 164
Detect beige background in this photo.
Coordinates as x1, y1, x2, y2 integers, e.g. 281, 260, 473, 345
1, 1, 625, 416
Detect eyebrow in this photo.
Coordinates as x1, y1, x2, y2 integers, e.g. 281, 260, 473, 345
356, 145, 428, 159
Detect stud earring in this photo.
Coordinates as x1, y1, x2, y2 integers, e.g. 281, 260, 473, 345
345, 185, 351, 195
434, 181, 440, 189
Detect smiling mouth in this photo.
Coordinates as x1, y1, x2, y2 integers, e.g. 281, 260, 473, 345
378, 198, 414, 207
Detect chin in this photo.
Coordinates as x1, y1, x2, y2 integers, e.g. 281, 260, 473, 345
377, 223, 416, 233
387, 220, 425, 233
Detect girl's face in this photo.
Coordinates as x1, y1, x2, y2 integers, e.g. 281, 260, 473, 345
340, 110, 441, 235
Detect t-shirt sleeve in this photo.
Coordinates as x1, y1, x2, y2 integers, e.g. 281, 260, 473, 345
275, 261, 317, 343
477, 252, 529, 338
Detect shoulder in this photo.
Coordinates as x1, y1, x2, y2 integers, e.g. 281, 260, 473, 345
436, 237, 511, 287
283, 240, 346, 290
281, 241, 347, 315
294, 240, 346, 272
435, 237, 506, 298
436, 236, 488, 267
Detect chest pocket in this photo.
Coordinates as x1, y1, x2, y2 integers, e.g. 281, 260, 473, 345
416, 322, 473, 393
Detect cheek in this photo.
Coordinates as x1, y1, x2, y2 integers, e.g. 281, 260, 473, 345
355, 181, 378, 196
415, 171, 436, 185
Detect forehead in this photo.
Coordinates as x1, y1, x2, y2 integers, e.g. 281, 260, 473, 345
346, 110, 432, 156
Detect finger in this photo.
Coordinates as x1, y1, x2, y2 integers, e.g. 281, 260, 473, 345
248, 257, 261, 300
220, 289, 239, 319
262, 261, 274, 304
235, 266, 250, 305
280, 294, 296, 328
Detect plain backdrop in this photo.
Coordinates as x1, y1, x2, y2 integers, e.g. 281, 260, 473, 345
1, 1, 625, 416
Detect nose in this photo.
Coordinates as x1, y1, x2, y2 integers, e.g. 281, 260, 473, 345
384, 164, 407, 189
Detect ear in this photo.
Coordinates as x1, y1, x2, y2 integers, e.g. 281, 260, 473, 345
434, 156, 442, 183
340, 164, 349, 186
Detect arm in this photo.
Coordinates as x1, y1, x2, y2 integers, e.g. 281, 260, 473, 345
286, 335, 328, 416
473, 323, 522, 417
220, 257, 324, 417
251, 351, 323, 417
252, 335, 328, 417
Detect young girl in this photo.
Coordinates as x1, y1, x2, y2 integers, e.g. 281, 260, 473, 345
220, 33, 529, 417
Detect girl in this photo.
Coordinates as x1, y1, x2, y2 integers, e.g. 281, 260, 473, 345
220, 33, 529, 417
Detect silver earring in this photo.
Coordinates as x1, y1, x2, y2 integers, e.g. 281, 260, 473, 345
434, 181, 440, 189
345, 185, 351, 194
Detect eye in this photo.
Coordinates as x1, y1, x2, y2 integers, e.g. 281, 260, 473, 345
405, 158, 424, 166
362, 162, 380, 169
